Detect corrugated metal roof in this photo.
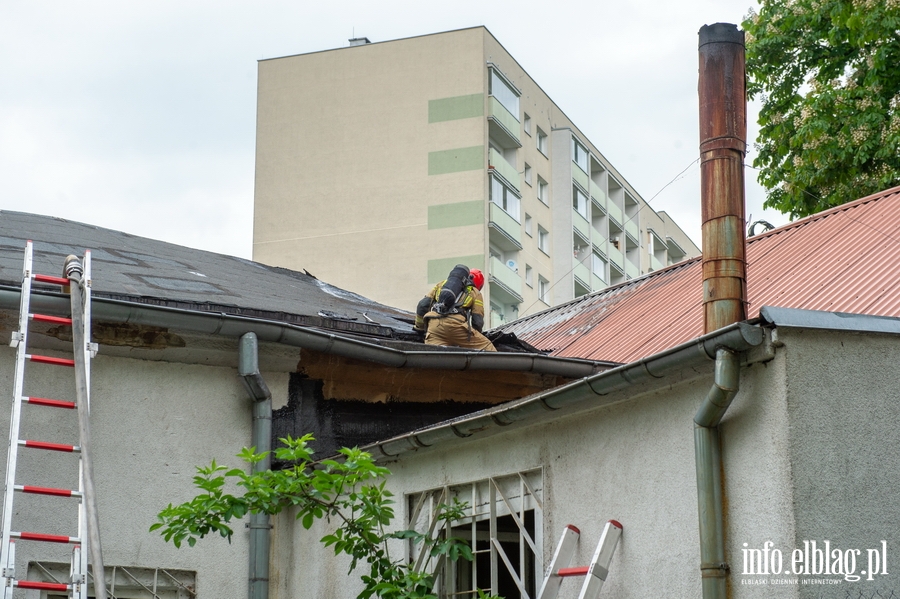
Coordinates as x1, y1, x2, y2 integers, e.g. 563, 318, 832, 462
501, 186, 900, 363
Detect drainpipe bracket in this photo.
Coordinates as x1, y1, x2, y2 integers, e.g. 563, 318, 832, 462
700, 562, 730, 578
246, 523, 274, 530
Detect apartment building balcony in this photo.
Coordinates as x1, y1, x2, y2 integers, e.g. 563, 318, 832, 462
571, 163, 590, 192
489, 256, 523, 303
488, 202, 522, 250
624, 259, 640, 279
572, 256, 591, 289
624, 218, 639, 242
590, 227, 606, 249
592, 273, 605, 290
607, 243, 624, 269
572, 209, 590, 241
650, 254, 665, 272
489, 148, 520, 192
590, 180, 606, 205
606, 202, 623, 227
487, 96, 521, 148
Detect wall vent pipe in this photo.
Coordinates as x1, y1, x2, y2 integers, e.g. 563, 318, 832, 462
699, 22, 748, 333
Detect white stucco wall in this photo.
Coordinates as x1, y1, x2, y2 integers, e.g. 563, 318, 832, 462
0, 336, 293, 598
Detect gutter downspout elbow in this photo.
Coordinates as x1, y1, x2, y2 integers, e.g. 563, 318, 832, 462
239, 333, 272, 599
694, 348, 740, 599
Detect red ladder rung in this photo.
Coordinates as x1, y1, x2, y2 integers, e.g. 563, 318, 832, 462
26, 354, 75, 367
30, 313, 72, 326
13, 531, 78, 544
557, 566, 590, 577
20, 440, 79, 453
15, 580, 71, 591
23, 396, 76, 409
16, 485, 80, 498
32, 274, 70, 286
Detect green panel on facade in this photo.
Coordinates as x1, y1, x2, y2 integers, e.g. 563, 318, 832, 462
428, 146, 484, 176
428, 94, 484, 123
428, 201, 484, 229
428, 255, 485, 284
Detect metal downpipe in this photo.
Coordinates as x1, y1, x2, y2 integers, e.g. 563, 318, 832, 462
694, 348, 740, 599
238, 333, 272, 599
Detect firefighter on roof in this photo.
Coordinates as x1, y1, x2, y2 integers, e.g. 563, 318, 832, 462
414, 264, 497, 352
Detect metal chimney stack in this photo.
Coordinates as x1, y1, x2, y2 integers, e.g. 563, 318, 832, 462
699, 23, 747, 333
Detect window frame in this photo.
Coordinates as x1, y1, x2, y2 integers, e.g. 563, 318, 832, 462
490, 174, 522, 222
488, 66, 521, 121
537, 176, 549, 206
536, 128, 548, 156
537, 226, 549, 255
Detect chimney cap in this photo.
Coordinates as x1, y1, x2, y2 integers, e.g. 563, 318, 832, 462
698, 23, 744, 48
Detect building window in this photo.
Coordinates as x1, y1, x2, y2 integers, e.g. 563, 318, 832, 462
525, 264, 533, 287
592, 252, 607, 282
523, 113, 532, 135
489, 68, 520, 120
572, 137, 589, 173
573, 185, 588, 219
491, 175, 521, 222
524, 213, 533, 236
538, 277, 549, 303
524, 163, 532, 186
537, 177, 548, 205
537, 226, 549, 254
536, 128, 548, 156
407, 471, 543, 599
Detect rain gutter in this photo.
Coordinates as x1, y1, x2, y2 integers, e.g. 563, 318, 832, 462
362, 322, 764, 460
0, 286, 605, 378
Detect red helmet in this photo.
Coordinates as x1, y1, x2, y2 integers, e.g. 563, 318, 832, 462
469, 268, 485, 290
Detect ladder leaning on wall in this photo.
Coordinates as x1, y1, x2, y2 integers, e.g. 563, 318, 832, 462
0, 241, 107, 598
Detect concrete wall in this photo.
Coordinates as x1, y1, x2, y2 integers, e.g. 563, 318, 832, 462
0, 334, 293, 598
273, 327, 900, 598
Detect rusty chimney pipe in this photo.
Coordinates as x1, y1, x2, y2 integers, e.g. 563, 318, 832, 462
699, 23, 747, 333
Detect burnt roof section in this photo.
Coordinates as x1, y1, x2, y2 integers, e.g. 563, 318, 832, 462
0, 211, 416, 338
501, 185, 900, 363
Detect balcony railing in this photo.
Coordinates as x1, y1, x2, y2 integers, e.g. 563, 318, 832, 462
572, 257, 591, 289
590, 179, 606, 204
490, 255, 523, 298
489, 148, 520, 192
488, 96, 521, 145
489, 202, 522, 248
650, 254, 665, 272
607, 202, 623, 226
625, 259, 640, 279
590, 227, 606, 249
571, 163, 590, 191
572, 209, 590, 240
607, 244, 624, 268
625, 217, 639, 241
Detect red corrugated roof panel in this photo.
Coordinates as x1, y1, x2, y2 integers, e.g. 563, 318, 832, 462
503, 187, 900, 363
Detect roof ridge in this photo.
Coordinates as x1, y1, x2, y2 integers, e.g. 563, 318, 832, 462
746, 185, 900, 243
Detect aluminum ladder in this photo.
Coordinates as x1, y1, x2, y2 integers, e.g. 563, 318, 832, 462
537, 520, 623, 599
0, 241, 101, 597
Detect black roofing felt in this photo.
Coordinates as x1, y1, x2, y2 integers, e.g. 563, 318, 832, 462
0, 211, 417, 336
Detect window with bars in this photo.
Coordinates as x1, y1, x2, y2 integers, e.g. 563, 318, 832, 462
406, 469, 543, 599
31, 562, 196, 599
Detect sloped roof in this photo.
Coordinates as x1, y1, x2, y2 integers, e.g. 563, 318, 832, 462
502, 186, 900, 363
0, 211, 417, 337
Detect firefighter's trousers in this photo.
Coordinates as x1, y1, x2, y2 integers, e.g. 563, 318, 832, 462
424, 314, 496, 351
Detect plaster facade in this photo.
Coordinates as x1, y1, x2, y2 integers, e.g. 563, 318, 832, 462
0, 336, 291, 598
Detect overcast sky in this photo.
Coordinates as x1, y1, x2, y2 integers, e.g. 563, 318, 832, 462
0, 0, 782, 260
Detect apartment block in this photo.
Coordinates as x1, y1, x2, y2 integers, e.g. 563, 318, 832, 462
253, 27, 699, 326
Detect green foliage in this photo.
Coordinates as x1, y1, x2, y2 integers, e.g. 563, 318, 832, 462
743, 0, 900, 217
151, 435, 500, 599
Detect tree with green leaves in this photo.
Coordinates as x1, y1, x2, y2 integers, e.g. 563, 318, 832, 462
743, 0, 900, 217
151, 435, 499, 599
